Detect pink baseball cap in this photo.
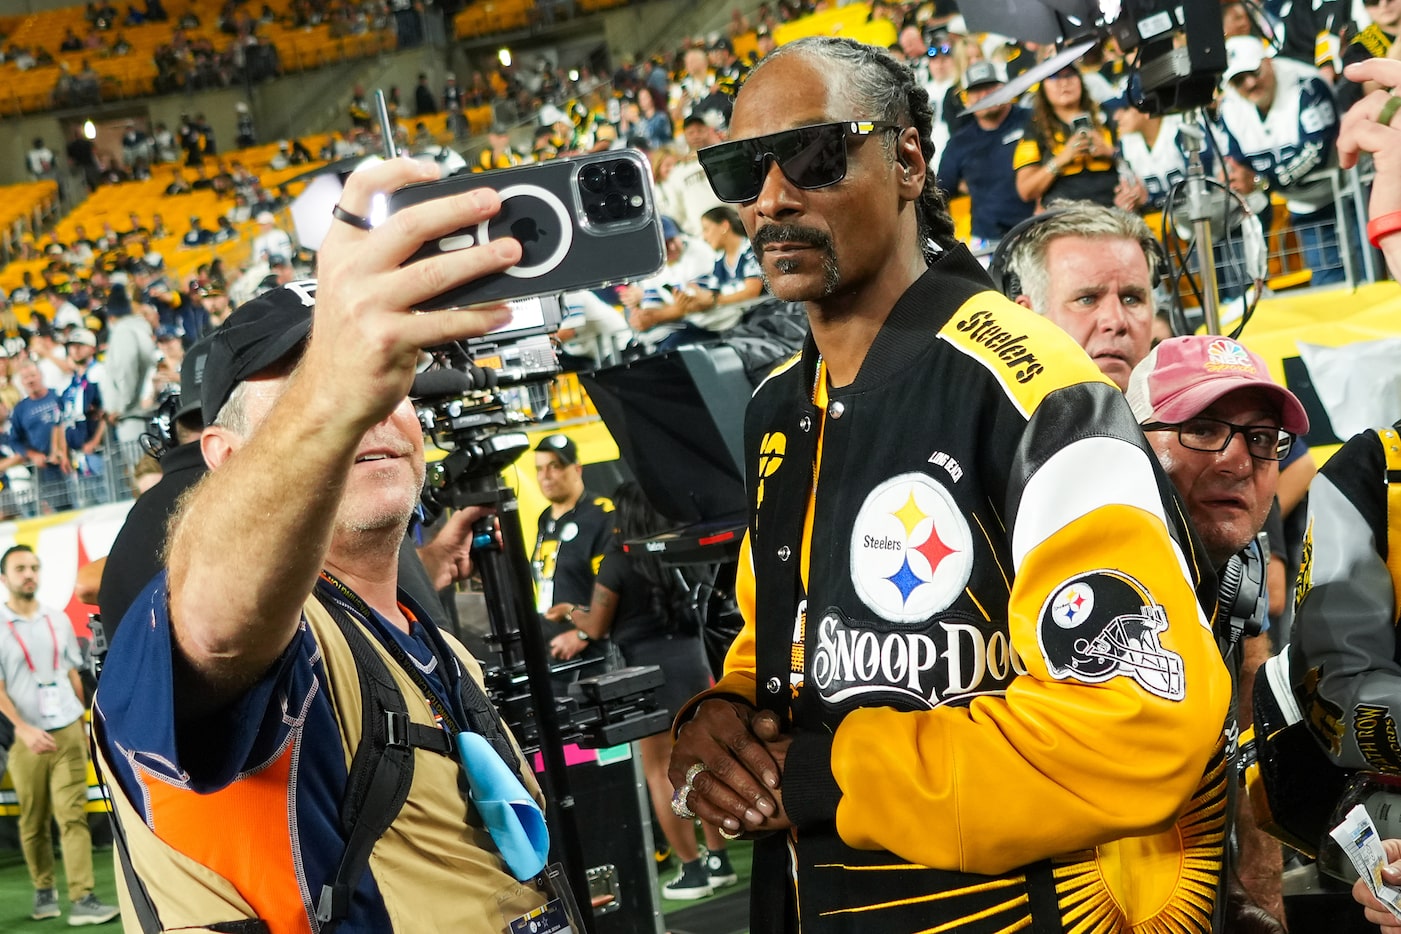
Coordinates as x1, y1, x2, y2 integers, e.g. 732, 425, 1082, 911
1126, 335, 1309, 435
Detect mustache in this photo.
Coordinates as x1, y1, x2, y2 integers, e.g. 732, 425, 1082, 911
751, 223, 834, 253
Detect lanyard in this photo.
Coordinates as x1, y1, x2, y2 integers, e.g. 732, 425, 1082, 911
6, 614, 59, 674
317, 571, 464, 736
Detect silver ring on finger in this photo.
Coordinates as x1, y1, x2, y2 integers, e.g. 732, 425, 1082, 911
670, 786, 696, 820
683, 762, 707, 784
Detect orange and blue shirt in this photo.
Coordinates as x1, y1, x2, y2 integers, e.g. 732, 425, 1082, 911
94, 574, 546, 932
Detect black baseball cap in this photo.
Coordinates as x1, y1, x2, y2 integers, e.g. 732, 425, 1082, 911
200, 283, 315, 424
176, 332, 214, 422
535, 433, 579, 465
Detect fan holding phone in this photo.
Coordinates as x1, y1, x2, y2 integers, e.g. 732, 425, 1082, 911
1012, 65, 1120, 208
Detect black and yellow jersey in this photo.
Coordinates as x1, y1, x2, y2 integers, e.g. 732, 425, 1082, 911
1013, 120, 1119, 205
474, 148, 525, 172
1291, 423, 1401, 772
683, 246, 1232, 932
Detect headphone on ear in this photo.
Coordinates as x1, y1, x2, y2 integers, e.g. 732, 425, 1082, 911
1216, 533, 1268, 653
988, 208, 1171, 301
140, 386, 182, 461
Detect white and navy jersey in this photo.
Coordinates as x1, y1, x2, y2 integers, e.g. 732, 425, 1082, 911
1118, 117, 1191, 209
1217, 57, 1340, 214
1290, 424, 1401, 772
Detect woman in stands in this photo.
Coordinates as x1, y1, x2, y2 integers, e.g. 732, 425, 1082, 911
564, 482, 736, 901
1013, 65, 1120, 208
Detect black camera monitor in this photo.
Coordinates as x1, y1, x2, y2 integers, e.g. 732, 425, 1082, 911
582, 344, 751, 528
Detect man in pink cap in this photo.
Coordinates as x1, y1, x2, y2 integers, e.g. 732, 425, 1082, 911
1129, 335, 1308, 571
1128, 334, 1308, 928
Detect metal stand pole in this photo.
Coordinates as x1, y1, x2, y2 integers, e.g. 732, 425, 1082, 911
466, 471, 595, 934
1180, 123, 1222, 336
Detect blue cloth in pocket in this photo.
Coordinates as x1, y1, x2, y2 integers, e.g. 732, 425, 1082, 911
456, 731, 550, 881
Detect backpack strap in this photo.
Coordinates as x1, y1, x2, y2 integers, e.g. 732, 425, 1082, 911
314, 594, 453, 934
1380, 427, 1401, 621
89, 715, 166, 934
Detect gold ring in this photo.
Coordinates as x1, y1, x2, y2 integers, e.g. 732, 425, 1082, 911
719, 825, 741, 840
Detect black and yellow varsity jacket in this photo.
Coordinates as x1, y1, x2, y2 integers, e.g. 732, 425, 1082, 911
689, 246, 1233, 933
1291, 423, 1401, 773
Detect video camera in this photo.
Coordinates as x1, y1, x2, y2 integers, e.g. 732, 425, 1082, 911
409, 294, 667, 754
963, 0, 1226, 116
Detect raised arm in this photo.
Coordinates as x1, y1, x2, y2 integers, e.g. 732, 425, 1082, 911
164, 158, 521, 714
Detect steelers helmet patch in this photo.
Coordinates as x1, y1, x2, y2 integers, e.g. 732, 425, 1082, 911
1037, 570, 1185, 701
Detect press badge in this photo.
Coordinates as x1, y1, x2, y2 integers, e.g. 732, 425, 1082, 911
535, 579, 553, 616
36, 682, 62, 721
505, 864, 584, 934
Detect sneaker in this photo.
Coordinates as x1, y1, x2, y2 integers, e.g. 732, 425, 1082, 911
32, 888, 60, 921
67, 894, 120, 926
705, 849, 739, 887
662, 859, 713, 901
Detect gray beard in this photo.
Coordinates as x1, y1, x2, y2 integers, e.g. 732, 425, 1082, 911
767, 248, 841, 298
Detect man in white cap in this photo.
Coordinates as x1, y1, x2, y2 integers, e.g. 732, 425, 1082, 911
1216, 35, 1350, 285
1127, 334, 1309, 928
249, 210, 292, 264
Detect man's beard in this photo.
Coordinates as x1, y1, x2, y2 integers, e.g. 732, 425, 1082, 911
753, 223, 841, 298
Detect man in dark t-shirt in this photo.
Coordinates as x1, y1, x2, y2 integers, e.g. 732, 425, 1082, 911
937, 62, 1035, 244
530, 434, 614, 669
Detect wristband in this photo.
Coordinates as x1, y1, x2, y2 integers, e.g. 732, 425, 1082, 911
1368, 210, 1401, 249
576, 629, 590, 642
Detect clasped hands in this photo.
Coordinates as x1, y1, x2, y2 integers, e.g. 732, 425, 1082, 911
668, 697, 793, 839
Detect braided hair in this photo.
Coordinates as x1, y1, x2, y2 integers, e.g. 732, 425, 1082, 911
742, 36, 961, 262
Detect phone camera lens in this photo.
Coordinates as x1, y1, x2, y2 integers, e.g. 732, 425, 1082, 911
602, 192, 628, 220
580, 165, 608, 193
610, 161, 640, 189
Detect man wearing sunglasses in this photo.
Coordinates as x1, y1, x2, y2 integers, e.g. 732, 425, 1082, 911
669, 35, 1231, 934
1129, 335, 1307, 924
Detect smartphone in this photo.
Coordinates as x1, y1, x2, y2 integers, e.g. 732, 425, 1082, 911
388, 150, 666, 311
1070, 113, 1093, 134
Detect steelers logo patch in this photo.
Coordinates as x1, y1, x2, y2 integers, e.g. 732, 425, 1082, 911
849, 473, 973, 623
1051, 582, 1095, 628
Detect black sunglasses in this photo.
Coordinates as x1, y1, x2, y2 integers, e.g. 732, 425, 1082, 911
697, 120, 905, 204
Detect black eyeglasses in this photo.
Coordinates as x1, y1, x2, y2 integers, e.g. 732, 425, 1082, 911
697, 120, 905, 204
1142, 417, 1294, 462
